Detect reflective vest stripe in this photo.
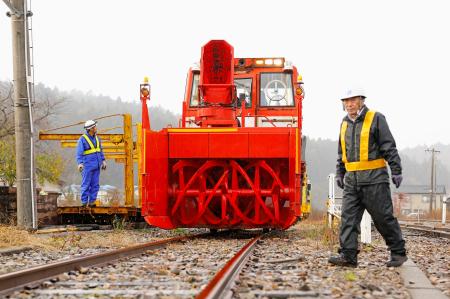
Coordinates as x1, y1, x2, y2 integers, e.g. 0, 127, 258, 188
82, 134, 101, 155
360, 110, 376, 161
344, 159, 386, 171
340, 110, 386, 172
340, 121, 348, 164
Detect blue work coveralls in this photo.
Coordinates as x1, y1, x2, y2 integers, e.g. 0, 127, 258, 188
76, 132, 105, 204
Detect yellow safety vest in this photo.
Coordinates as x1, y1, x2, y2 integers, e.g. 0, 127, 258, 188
340, 110, 386, 172
82, 134, 101, 155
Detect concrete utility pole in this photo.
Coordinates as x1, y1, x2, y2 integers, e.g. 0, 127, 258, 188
4, 0, 36, 229
425, 148, 439, 215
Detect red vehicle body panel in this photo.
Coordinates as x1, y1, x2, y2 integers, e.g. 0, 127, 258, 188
141, 40, 305, 230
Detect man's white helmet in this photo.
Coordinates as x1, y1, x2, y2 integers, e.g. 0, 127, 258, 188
340, 88, 366, 101
84, 120, 97, 130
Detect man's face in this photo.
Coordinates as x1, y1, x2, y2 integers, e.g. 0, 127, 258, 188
89, 126, 97, 135
343, 96, 364, 117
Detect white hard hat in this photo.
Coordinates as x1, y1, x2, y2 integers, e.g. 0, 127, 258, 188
84, 120, 97, 130
340, 88, 366, 101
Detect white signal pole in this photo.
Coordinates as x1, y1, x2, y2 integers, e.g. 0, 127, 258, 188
425, 148, 440, 215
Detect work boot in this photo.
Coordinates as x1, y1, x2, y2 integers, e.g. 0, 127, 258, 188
328, 253, 357, 268
386, 254, 407, 267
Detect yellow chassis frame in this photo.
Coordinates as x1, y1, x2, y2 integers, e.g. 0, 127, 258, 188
39, 114, 142, 214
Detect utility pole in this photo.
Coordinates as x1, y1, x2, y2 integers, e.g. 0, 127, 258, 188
4, 0, 36, 229
425, 148, 440, 215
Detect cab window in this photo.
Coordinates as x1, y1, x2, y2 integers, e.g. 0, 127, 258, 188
189, 73, 200, 107
259, 73, 294, 107
234, 78, 252, 108
191, 75, 252, 108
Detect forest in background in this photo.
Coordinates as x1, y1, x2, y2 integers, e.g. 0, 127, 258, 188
1, 81, 448, 211
305, 138, 449, 210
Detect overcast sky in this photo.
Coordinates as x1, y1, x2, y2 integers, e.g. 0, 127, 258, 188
1, 0, 449, 149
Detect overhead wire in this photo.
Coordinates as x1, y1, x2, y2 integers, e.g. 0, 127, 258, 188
41, 114, 124, 132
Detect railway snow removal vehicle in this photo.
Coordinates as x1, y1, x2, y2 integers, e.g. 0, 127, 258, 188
140, 40, 307, 230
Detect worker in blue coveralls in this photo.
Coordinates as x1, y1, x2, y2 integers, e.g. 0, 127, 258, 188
76, 120, 107, 207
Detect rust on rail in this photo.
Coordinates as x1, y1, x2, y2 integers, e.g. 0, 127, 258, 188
196, 235, 261, 299
0, 233, 208, 296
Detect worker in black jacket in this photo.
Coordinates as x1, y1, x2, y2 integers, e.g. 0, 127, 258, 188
328, 88, 407, 268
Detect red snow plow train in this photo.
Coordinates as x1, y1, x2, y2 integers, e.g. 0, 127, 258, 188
140, 40, 306, 230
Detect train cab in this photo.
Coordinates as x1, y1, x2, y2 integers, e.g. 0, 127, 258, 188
182, 57, 303, 129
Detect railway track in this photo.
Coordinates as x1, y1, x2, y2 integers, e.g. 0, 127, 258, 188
3, 224, 447, 298
0, 233, 208, 297
2, 230, 264, 298
197, 234, 261, 299
400, 223, 450, 239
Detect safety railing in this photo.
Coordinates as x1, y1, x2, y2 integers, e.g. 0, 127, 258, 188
327, 173, 372, 244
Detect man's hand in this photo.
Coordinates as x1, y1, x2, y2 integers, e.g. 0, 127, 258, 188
78, 164, 84, 172
101, 160, 107, 170
336, 175, 344, 189
392, 174, 403, 188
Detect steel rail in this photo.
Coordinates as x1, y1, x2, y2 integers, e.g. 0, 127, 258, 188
196, 235, 261, 299
400, 219, 442, 223
402, 224, 450, 233
0, 233, 208, 296
401, 224, 450, 239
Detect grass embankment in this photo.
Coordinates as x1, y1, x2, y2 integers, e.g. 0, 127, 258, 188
293, 217, 340, 251
0, 225, 47, 249
0, 224, 148, 251
294, 216, 384, 254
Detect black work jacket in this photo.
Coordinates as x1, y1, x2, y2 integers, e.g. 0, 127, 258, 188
336, 105, 402, 186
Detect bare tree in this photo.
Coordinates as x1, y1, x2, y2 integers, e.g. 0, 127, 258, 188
0, 82, 15, 138
33, 85, 65, 130
0, 81, 65, 139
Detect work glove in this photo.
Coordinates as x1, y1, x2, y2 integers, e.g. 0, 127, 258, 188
336, 175, 344, 189
101, 160, 107, 170
77, 164, 84, 172
392, 174, 403, 188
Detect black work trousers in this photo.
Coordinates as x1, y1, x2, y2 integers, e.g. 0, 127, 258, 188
339, 182, 406, 259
